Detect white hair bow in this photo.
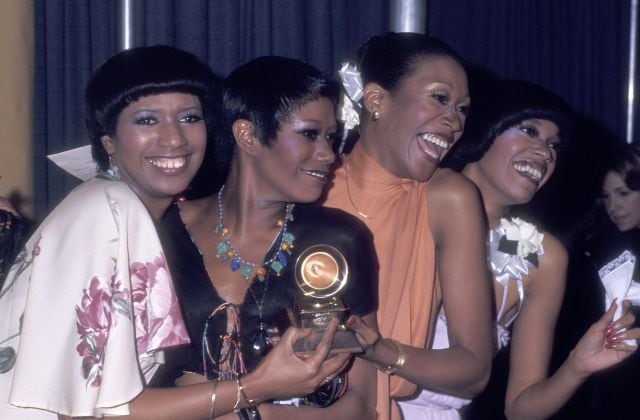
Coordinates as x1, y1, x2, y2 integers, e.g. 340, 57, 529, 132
337, 62, 364, 154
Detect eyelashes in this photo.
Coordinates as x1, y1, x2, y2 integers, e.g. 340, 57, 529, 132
300, 129, 319, 140
431, 92, 449, 105
457, 104, 470, 116
134, 113, 156, 125
519, 124, 539, 137
298, 129, 338, 144
430, 91, 469, 117
180, 111, 204, 123
132, 111, 204, 126
518, 123, 561, 150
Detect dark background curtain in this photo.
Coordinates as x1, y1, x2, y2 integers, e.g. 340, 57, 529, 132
33, 0, 388, 219
34, 0, 635, 228
427, 0, 633, 238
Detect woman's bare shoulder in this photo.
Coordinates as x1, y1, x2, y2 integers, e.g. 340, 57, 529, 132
539, 231, 569, 269
527, 230, 568, 295
428, 168, 482, 207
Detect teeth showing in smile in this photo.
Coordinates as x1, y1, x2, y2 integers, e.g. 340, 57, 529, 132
513, 163, 543, 183
303, 170, 327, 180
420, 133, 450, 150
148, 157, 186, 169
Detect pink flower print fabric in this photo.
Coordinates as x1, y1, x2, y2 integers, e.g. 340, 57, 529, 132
75, 274, 130, 387
74, 254, 189, 389
0, 178, 189, 418
130, 256, 188, 354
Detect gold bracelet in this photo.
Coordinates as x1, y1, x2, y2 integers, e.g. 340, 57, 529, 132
238, 376, 259, 408
233, 377, 242, 413
380, 338, 406, 375
208, 380, 218, 420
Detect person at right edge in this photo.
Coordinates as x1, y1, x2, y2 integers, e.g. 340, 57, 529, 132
556, 142, 640, 419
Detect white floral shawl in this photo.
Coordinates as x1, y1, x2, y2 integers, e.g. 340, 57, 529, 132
0, 177, 189, 418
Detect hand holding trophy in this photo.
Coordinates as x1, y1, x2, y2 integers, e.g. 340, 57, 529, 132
292, 244, 363, 355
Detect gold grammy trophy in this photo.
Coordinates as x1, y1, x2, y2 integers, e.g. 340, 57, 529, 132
292, 244, 363, 355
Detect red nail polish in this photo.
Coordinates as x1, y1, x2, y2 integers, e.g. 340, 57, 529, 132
604, 325, 614, 336
607, 334, 621, 344
605, 343, 618, 350
347, 316, 357, 327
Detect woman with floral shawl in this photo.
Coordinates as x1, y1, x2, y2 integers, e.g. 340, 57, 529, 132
0, 46, 344, 419
0, 45, 213, 419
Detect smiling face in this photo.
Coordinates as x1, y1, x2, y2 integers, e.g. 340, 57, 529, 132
102, 92, 206, 212
252, 96, 337, 203
468, 118, 561, 208
365, 55, 470, 182
602, 170, 640, 231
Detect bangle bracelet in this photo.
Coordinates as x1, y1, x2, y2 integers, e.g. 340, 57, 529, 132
209, 380, 218, 420
238, 377, 259, 408
233, 377, 242, 413
380, 338, 406, 375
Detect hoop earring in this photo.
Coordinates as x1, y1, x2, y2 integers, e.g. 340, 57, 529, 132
371, 111, 380, 122
107, 155, 120, 180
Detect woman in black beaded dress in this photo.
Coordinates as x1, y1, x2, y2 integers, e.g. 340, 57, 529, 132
158, 56, 378, 419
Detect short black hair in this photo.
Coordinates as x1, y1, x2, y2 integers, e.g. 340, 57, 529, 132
85, 45, 220, 171
358, 32, 465, 93
220, 55, 339, 155
445, 79, 574, 170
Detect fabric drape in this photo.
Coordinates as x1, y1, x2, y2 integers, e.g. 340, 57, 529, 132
323, 143, 440, 420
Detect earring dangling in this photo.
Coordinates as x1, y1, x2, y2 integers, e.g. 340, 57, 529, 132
371, 111, 380, 122
107, 155, 120, 181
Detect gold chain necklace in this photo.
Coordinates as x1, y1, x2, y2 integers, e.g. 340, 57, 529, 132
345, 163, 375, 220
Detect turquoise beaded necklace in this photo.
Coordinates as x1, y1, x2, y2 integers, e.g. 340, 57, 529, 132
214, 185, 295, 281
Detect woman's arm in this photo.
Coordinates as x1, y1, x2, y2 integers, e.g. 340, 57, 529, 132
258, 312, 378, 420
60, 321, 351, 420
173, 315, 378, 420
504, 234, 639, 419
503, 233, 568, 419
416, 169, 493, 397
348, 170, 493, 398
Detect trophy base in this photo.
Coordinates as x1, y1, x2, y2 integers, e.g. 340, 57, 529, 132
292, 326, 363, 356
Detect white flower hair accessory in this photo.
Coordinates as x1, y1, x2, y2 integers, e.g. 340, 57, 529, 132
489, 217, 545, 287
338, 62, 364, 104
337, 62, 364, 153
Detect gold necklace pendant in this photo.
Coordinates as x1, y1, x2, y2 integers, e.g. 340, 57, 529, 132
345, 164, 375, 220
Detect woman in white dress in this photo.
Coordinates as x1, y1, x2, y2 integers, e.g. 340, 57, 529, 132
398, 80, 640, 419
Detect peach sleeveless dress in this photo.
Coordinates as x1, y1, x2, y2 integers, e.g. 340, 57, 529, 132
323, 142, 439, 420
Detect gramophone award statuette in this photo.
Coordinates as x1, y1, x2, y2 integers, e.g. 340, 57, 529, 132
292, 244, 363, 355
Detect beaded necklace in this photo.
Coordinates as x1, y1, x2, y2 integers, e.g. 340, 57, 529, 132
214, 185, 295, 281
211, 185, 296, 358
